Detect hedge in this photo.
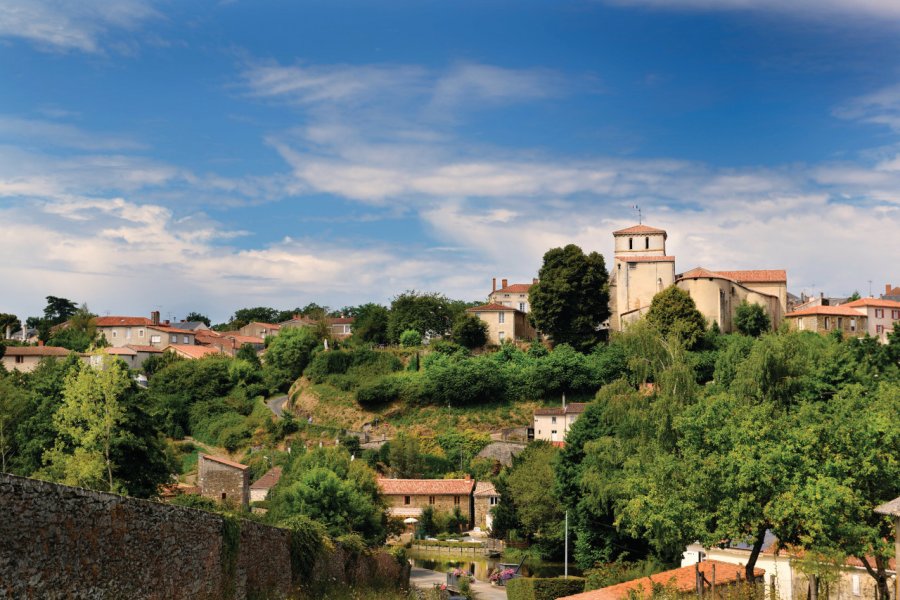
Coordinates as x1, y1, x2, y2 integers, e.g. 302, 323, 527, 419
506, 577, 585, 600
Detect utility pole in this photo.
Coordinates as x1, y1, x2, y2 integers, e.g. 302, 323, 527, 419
564, 510, 569, 579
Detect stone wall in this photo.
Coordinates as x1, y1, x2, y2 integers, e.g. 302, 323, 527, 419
0, 473, 407, 599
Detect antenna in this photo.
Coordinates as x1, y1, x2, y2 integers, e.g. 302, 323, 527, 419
868, 280, 872, 297
633, 204, 642, 224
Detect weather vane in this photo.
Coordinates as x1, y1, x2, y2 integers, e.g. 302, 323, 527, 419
633, 204, 642, 224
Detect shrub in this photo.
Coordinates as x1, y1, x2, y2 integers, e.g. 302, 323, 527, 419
505, 577, 585, 600
400, 329, 422, 347
422, 356, 507, 405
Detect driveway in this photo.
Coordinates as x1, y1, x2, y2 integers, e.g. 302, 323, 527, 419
410, 566, 507, 600
265, 395, 288, 417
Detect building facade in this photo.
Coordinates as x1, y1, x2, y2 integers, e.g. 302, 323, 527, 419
608, 224, 677, 331
198, 454, 250, 508
467, 303, 535, 345
784, 305, 868, 337
842, 298, 900, 343
533, 402, 587, 443
377, 478, 476, 528
1, 346, 84, 373
676, 268, 785, 333
473, 481, 500, 532
488, 278, 536, 313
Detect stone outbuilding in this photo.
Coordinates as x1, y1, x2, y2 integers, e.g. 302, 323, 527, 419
250, 466, 283, 503
473, 481, 500, 533
378, 477, 476, 529
198, 454, 249, 509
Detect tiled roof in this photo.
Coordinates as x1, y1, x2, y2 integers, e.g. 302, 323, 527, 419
377, 478, 475, 496
466, 303, 523, 313
623, 256, 676, 263
492, 283, 533, 294
678, 267, 736, 282
3, 346, 74, 357
224, 334, 265, 345
558, 560, 765, 600
168, 344, 222, 359
250, 466, 283, 490
613, 224, 667, 235
328, 317, 355, 325
474, 481, 498, 497
94, 316, 152, 327
101, 347, 137, 356
200, 453, 248, 470
843, 298, 900, 309
534, 402, 587, 416
126, 345, 164, 353
786, 305, 864, 318
248, 322, 281, 330
714, 269, 787, 283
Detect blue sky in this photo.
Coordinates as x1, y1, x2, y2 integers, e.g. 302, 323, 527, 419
2, 0, 899, 322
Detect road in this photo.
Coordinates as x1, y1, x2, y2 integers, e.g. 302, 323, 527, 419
410, 567, 507, 600
265, 395, 288, 417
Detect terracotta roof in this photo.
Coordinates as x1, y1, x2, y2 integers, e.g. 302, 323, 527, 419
200, 453, 248, 470
224, 334, 265, 345
100, 347, 137, 356
623, 256, 676, 263
467, 303, 524, 313
843, 298, 900, 310
786, 305, 865, 318
613, 224, 667, 236
377, 478, 475, 496
149, 325, 196, 335
714, 269, 787, 283
125, 345, 164, 353
3, 346, 74, 357
195, 330, 223, 339
534, 402, 587, 416
492, 283, 533, 294
328, 317, 355, 325
168, 344, 222, 359
250, 466, 283, 490
559, 560, 765, 600
551, 441, 566, 448
474, 481, 498, 497
678, 267, 736, 282
94, 316, 152, 327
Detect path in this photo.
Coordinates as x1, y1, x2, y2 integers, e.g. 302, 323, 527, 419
410, 567, 507, 600
265, 395, 288, 417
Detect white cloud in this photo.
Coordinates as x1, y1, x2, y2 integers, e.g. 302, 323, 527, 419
0, 0, 160, 53
602, 0, 900, 20
834, 84, 900, 132
0, 116, 144, 150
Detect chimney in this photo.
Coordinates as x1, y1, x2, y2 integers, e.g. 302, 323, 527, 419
501, 278, 508, 288
492, 277, 497, 292
164, 319, 170, 326
533, 278, 538, 285
151, 311, 160, 326
888, 284, 892, 296
464, 474, 471, 481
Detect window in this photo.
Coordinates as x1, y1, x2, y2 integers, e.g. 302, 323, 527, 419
498, 331, 506, 342
183, 335, 189, 344
429, 496, 435, 505
519, 302, 526, 312
112, 331, 117, 338
877, 325, 884, 334
221, 493, 227, 500
150, 335, 161, 344
138, 329, 144, 338
852, 575, 860, 596
551, 416, 557, 424
837, 317, 843, 329
645, 237, 650, 249
503, 293, 510, 298
850, 318, 857, 332
824, 317, 831, 330
490, 497, 499, 506
875, 309, 884, 318
454, 496, 460, 506
498, 312, 505, 324
628, 262, 637, 270
893, 310, 900, 320
126, 329, 131, 338
15, 355, 24, 364
629, 237, 633, 249
404, 496, 410, 505
170, 335, 177, 343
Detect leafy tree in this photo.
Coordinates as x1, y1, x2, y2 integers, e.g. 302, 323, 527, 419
399, 329, 422, 347
0, 377, 29, 472
48, 303, 98, 351
42, 356, 130, 491
734, 301, 771, 337
264, 326, 319, 387
529, 244, 610, 352
147, 357, 234, 437
452, 314, 488, 349
436, 430, 490, 472
0, 313, 19, 336
224, 307, 281, 330
502, 442, 566, 558
183, 311, 211, 326
236, 343, 261, 367
43, 296, 78, 325
388, 291, 457, 343
847, 291, 861, 301
387, 432, 426, 478
351, 303, 390, 345
645, 286, 706, 349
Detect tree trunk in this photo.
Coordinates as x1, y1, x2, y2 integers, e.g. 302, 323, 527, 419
745, 525, 768, 581
858, 556, 890, 600
808, 574, 818, 600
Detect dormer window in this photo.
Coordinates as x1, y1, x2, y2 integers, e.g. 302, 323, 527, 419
629, 238, 633, 250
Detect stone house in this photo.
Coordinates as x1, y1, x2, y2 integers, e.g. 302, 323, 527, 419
327, 317, 354, 339
250, 466, 283, 503
488, 278, 536, 314
784, 305, 868, 337
676, 268, 786, 332
94, 313, 196, 349
466, 303, 535, 345
377, 478, 476, 529
841, 297, 900, 343
533, 402, 587, 443
0, 346, 85, 373
473, 481, 500, 533
198, 454, 249, 509
238, 322, 281, 339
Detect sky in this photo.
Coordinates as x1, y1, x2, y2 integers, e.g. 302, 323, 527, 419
1, 0, 900, 323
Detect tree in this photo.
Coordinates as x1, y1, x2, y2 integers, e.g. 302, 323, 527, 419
734, 301, 771, 337
502, 442, 566, 558
388, 291, 457, 343
0, 377, 29, 472
264, 326, 319, 386
645, 286, 706, 349
183, 311, 211, 326
236, 343, 261, 366
387, 432, 426, 478
529, 244, 610, 352
351, 303, 390, 345
847, 291, 861, 301
42, 356, 130, 491
399, 329, 422, 347
452, 314, 488, 349
0, 313, 19, 336
47, 303, 98, 351
43, 296, 78, 324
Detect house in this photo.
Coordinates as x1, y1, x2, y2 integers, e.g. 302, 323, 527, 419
89, 346, 140, 370
841, 297, 900, 343
167, 344, 222, 360
278, 315, 316, 330
249, 466, 283, 502
473, 481, 500, 532
559, 560, 765, 600
328, 317, 354, 339
239, 322, 281, 339
466, 303, 535, 345
784, 305, 868, 337
124, 344, 164, 367
94, 312, 196, 349
676, 268, 786, 332
1, 346, 85, 373
883, 284, 900, 303
488, 278, 537, 313
533, 402, 587, 443
608, 224, 677, 331
378, 477, 476, 528
168, 320, 209, 332
198, 454, 249, 508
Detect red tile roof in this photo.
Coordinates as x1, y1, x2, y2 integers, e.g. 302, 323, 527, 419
250, 466, 283, 490
101, 347, 138, 356
613, 224, 667, 236
3, 346, 75, 357
168, 344, 222, 359
149, 325, 196, 335
534, 402, 587, 416
467, 303, 524, 313
492, 283, 533, 294
200, 453, 248, 470
843, 298, 900, 310
679, 267, 733, 281
328, 317, 355, 325
786, 305, 865, 318
224, 334, 265, 345
125, 345, 164, 353
473, 481, 498, 497
559, 560, 764, 600
623, 256, 676, 263
94, 316, 152, 327
714, 269, 787, 283
377, 478, 475, 496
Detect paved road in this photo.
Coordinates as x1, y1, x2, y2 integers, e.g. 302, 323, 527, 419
410, 567, 507, 600
265, 395, 288, 417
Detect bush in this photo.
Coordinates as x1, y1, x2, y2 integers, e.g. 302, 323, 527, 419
400, 329, 422, 347
356, 373, 421, 406
422, 356, 507, 405
505, 577, 585, 600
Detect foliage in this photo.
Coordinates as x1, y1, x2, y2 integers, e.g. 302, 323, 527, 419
169, 493, 220, 511
399, 329, 423, 348
421, 354, 507, 406
584, 558, 670, 590
388, 291, 460, 343
505, 577, 585, 600
142, 351, 184, 377
529, 244, 611, 352
0, 312, 19, 335
387, 432, 426, 478
281, 513, 330, 581
734, 301, 771, 337
351, 303, 391, 345
453, 314, 489, 349
0, 376, 29, 472
645, 286, 706, 349
148, 357, 236, 437
435, 430, 490, 472
184, 311, 211, 326
264, 326, 320, 390
236, 343, 261, 366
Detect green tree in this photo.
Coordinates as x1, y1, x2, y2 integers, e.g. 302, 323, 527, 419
236, 343, 261, 366
387, 432, 426, 478
0, 313, 19, 336
43, 296, 78, 324
503, 442, 566, 558
529, 244, 610, 352
399, 329, 422, 347
184, 311, 211, 326
264, 326, 319, 387
452, 314, 488, 349
0, 377, 29, 472
225, 307, 281, 330
847, 291, 861, 301
42, 356, 130, 491
645, 286, 706, 349
734, 301, 771, 337
351, 303, 390, 345
388, 291, 457, 343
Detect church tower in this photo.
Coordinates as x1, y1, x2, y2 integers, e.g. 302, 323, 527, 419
609, 224, 676, 331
